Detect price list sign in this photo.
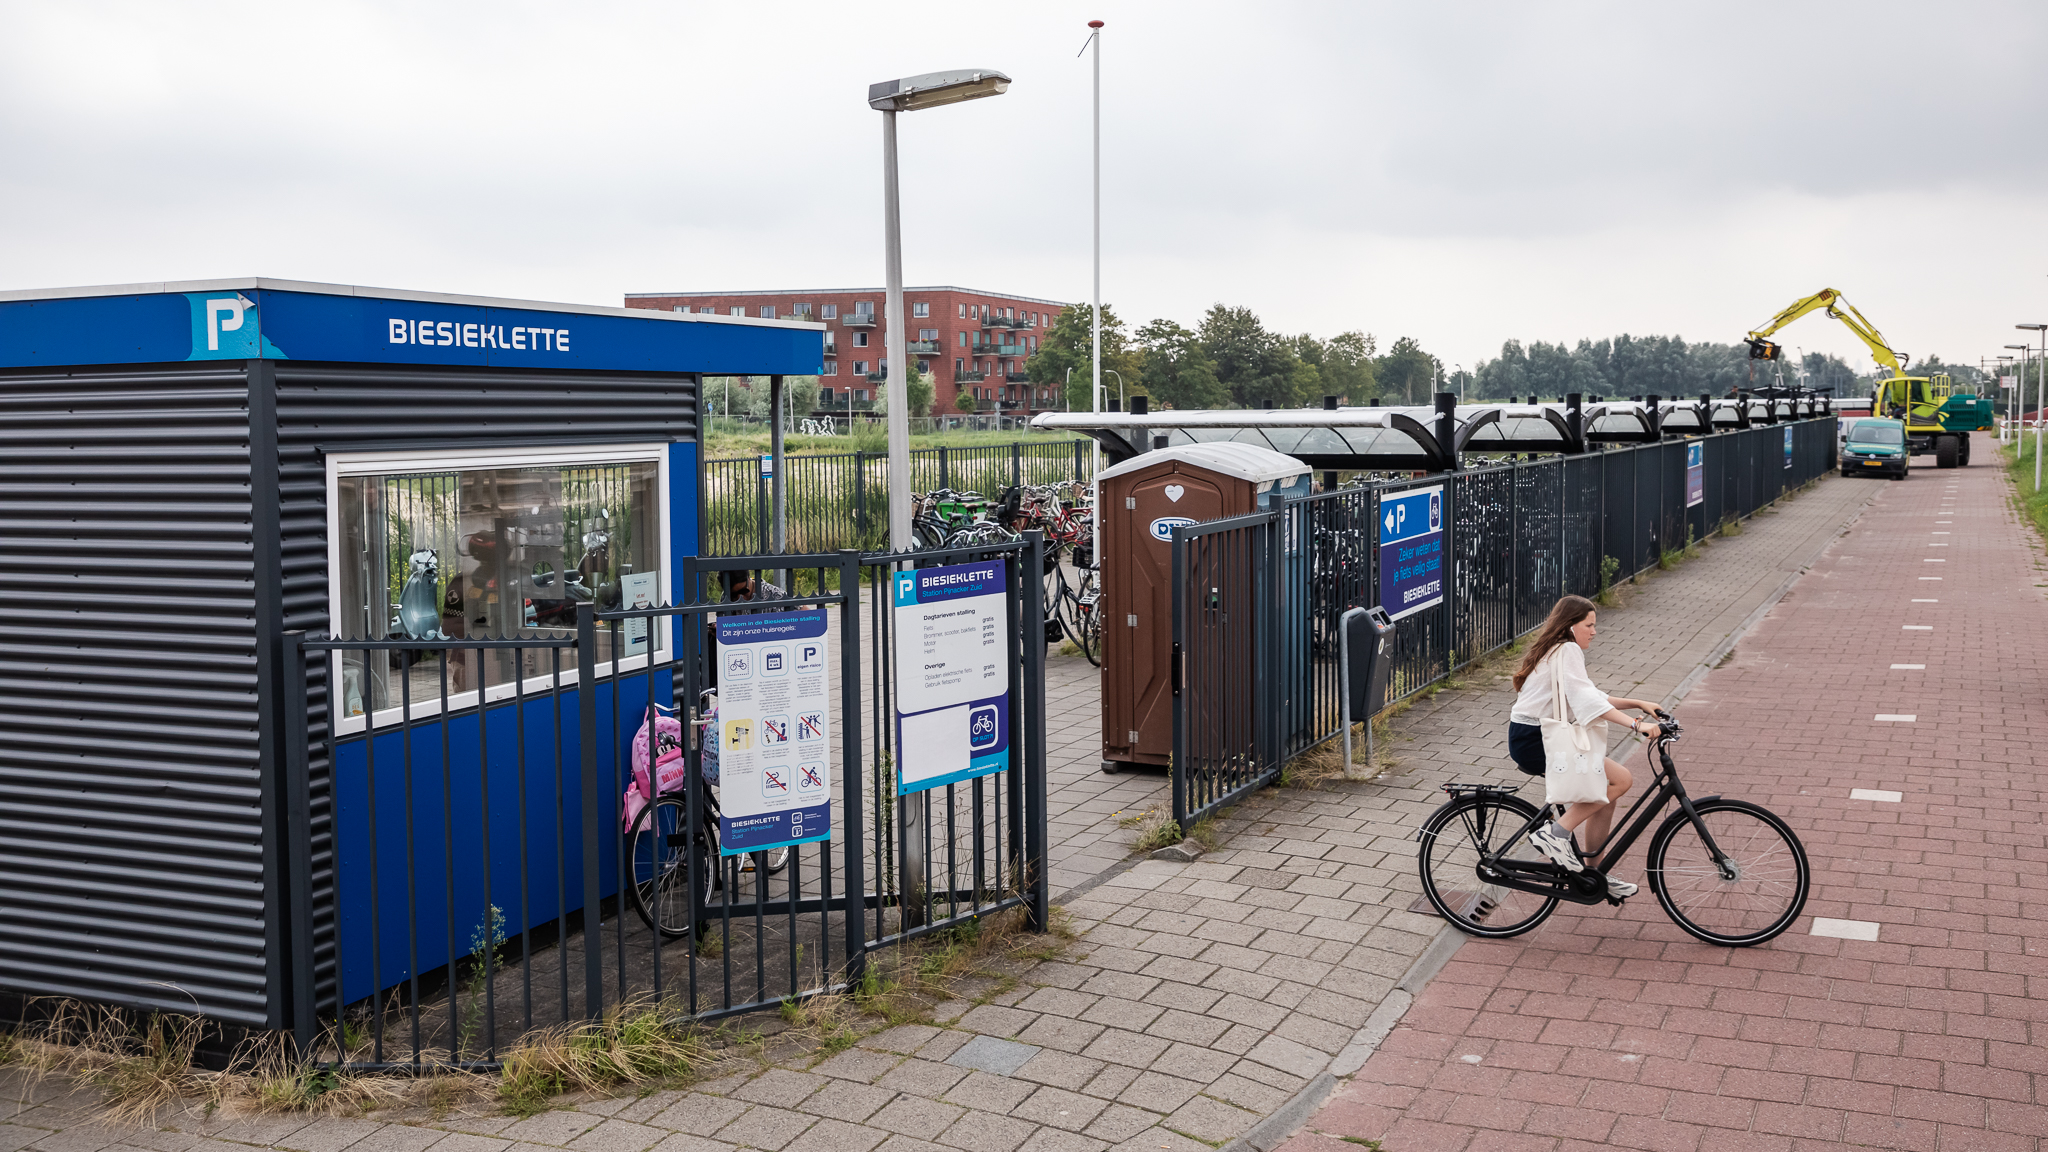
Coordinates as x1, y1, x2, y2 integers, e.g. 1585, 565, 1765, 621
892, 560, 1012, 793
714, 608, 832, 854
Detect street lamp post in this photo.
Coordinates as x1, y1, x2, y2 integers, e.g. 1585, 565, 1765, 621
1081, 20, 1105, 577
868, 68, 1012, 551
2004, 346, 2028, 446
2021, 324, 2048, 490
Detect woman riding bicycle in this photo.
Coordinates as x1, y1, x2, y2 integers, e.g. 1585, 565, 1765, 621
1508, 594, 1662, 898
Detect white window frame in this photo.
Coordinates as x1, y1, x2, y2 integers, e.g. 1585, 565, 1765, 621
324, 442, 673, 736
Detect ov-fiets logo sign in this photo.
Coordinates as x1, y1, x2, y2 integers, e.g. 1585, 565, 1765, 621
206, 295, 253, 351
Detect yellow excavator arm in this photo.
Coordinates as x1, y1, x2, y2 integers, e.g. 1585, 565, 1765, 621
1745, 288, 1907, 378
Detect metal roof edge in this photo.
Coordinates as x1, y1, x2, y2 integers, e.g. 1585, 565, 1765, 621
625, 285, 1075, 308
0, 278, 824, 330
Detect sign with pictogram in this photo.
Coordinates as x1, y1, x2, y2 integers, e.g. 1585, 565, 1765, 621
715, 608, 831, 854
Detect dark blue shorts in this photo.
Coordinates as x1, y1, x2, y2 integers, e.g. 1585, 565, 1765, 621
1508, 722, 1546, 776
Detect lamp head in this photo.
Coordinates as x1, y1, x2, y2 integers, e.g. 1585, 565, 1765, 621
2018, 323, 2048, 332
869, 69, 1011, 112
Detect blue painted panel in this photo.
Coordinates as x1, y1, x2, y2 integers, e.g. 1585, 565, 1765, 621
0, 286, 823, 375
332, 676, 671, 1004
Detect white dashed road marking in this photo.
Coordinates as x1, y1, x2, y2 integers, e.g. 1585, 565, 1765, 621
1811, 918, 1882, 941
1850, 789, 1903, 803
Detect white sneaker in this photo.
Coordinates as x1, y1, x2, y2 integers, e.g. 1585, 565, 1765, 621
1605, 876, 1638, 899
1528, 822, 1584, 873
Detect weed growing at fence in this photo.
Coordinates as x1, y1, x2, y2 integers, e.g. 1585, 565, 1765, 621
1596, 555, 1622, 607
7, 1000, 218, 1123
1720, 515, 1743, 537
1119, 808, 1182, 852
496, 997, 717, 1117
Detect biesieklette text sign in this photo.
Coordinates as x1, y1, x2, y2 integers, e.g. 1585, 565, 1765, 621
892, 561, 1012, 794
714, 608, 831, 854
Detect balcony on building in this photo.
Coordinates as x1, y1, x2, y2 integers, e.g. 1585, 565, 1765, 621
842, 311, 877, 327
865, 370, 888, 383
971, 342, 1025, 357
1004, 371, 1029, 383
955, 369, 987, 383
904, 339, 939, 355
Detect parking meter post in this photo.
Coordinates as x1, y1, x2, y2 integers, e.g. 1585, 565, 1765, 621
1338, 607, 1364, 780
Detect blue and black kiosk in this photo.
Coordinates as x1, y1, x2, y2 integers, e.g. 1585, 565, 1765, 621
0, 279, 822, 1029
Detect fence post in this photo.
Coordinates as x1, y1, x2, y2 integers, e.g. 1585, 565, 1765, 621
1170, 527, 1187, 833
1023, 532, 1049, 932
575, 603, 604, 1019
281, 631, 317, 1050
836, 550, 868, 984
855, 454, 868, 545
1074, 439, 1085, 482
938, 446, 950, 491
1012, 442, 1022, 490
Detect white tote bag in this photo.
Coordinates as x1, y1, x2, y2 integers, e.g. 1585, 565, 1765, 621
1541, 650, 1610, 807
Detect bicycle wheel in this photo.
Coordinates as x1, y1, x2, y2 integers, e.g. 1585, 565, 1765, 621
1647, 799, 1809, 946
626, 796, 714, 940
1418, 793, 1559, 938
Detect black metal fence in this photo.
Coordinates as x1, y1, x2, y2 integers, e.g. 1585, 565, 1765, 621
705, 439, 1092, 555
282, 539, 1048, 1069
1168, 418, 1837, 828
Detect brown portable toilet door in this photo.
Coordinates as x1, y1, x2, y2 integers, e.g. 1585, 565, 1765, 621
1113, 463, 1231, 766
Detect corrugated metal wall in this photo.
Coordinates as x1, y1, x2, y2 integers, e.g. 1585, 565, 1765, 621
273, 363, 697, 1018
0, 363, 273, 1024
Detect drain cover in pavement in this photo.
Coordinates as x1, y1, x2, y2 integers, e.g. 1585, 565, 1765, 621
945, 1035, 1040, 1076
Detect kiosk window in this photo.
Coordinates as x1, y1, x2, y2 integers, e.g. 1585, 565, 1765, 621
331, 450, 664, 725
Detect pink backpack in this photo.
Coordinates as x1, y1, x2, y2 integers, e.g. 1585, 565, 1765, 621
621, 703, 716, 831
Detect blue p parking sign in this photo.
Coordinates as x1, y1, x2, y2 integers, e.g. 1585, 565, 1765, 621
1378, 485, 1445, 621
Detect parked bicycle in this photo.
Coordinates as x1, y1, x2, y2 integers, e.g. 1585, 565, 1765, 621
624, 695, 791, 940
1416, 709, 1809, 946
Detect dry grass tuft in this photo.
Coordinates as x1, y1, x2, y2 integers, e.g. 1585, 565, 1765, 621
497, 997, 717, 1117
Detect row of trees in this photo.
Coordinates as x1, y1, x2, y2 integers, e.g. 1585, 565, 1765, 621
1465, 337, 1864, 402
1027, 304, 1447, 412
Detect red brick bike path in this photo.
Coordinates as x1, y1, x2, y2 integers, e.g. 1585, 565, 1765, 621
1281, 457, 2048, 1152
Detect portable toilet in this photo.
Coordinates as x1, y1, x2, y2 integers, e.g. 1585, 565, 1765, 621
1095, 443, 1311, 772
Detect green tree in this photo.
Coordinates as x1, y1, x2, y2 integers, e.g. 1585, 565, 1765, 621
1029, 303, 1139, 410
1374, 336, 1438, 405
1198, 304, 1305, 407
1134, 318, 1227, 410
869, 364, 934, 416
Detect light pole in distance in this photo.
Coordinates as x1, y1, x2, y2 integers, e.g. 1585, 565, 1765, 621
868, 68, 1012, 551
2020, 324, 2048, 490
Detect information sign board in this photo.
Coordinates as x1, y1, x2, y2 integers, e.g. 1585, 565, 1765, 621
892, 560, 1012, 794
1685, 441, 1705, 508
1378, 485, 1444, 622
1784, 426, 1794, 469
714, 609, 832, 854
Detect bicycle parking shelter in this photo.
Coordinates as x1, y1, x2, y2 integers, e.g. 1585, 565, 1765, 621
0, 278, 824, 1030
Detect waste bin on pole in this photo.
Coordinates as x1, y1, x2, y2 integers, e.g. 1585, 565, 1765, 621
1340, 606, 1394, 779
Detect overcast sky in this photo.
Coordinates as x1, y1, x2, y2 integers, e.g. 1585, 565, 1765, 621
4, 1, 2045, 376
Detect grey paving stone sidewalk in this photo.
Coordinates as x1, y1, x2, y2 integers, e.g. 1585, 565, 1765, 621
0, 475, 1877, 1152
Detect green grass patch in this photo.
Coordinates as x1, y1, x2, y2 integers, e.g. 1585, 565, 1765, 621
2007, 439, 2048, 549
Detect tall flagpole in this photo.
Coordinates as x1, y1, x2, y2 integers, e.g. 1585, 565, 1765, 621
1087, 19, 1103, 574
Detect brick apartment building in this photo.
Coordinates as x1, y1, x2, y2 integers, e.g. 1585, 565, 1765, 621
623, 286, 1071, 415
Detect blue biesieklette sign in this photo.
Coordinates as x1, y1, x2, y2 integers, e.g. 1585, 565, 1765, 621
892, 560, 1012, 794
1378, 485, 1445, 622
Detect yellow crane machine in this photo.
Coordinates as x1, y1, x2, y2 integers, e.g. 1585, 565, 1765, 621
1745, 288, 1991, 468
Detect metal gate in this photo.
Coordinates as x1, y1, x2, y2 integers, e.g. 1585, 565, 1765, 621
281, 538, 1048, 1068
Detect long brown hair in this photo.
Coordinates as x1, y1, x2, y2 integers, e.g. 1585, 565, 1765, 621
1512, 595, 1598, 690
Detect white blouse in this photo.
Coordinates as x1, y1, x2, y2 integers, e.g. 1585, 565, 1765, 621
1510, 642, 1613, 727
